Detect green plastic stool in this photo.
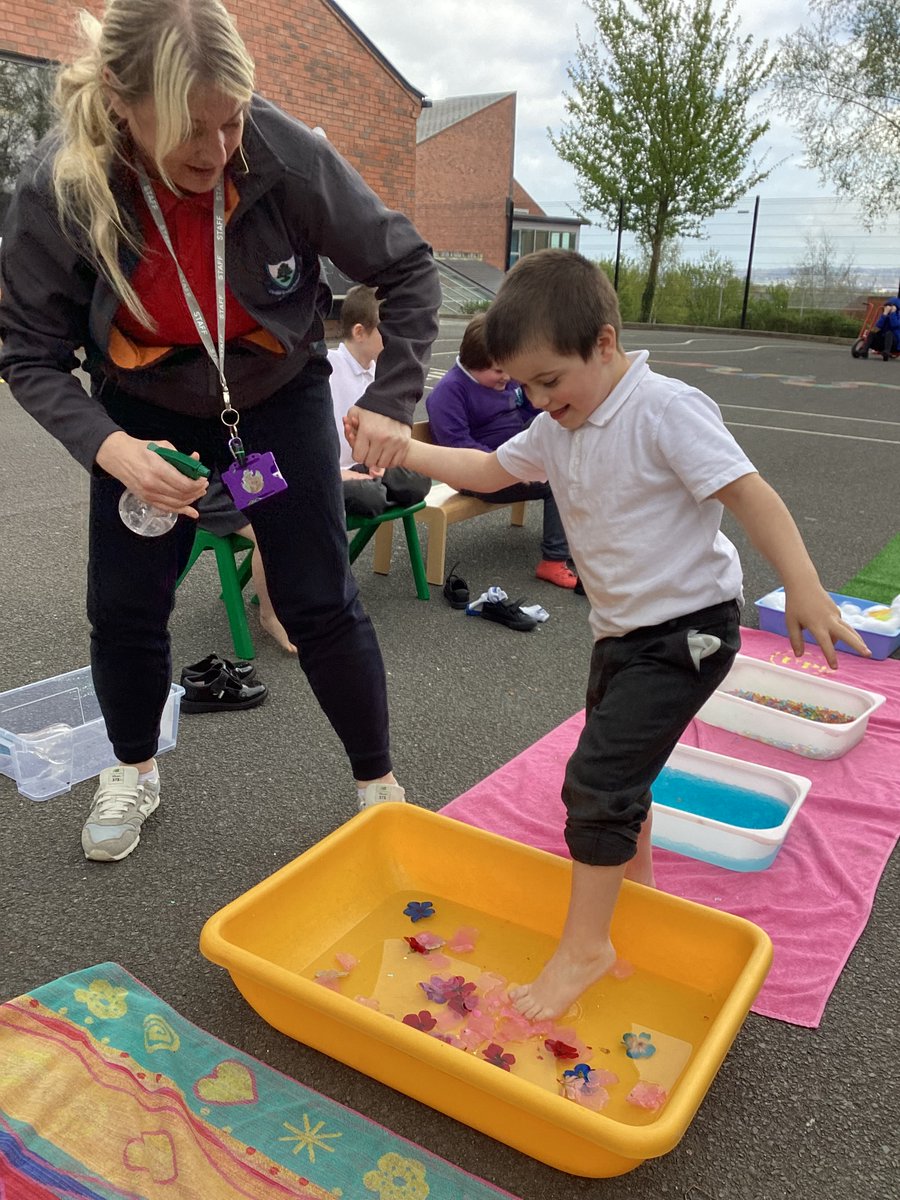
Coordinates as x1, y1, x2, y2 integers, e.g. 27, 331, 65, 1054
176, 501, 430, 662
346, 500, 430, 601
175, 529, 256, 660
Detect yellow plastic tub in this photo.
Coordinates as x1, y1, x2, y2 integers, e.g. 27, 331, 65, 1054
200, 804, 772, 1177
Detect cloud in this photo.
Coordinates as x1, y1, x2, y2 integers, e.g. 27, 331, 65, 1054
336, 0, 816, 204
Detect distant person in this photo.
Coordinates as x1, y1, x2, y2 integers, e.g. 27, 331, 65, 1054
426, 313, 577, 589
859, 298, 899, 360
354, 249, 869, 1021
330, 285, 431, 517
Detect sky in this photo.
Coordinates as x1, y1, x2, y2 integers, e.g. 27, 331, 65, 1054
335, 0, 896, 278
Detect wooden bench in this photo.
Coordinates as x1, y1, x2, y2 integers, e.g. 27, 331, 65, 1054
371, 421, 529, 587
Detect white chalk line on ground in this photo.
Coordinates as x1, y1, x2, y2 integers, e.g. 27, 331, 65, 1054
725, 420, 900, 445
721, 404, 900, 429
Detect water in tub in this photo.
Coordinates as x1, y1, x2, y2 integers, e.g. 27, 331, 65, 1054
653, 767, 790, 829
305, 893, 710, 1125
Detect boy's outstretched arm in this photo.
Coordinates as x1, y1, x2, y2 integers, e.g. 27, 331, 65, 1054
344, 412, 518, 494
715, 472, 870, 668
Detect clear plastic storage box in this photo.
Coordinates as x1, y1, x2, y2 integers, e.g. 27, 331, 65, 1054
651, 743, 811, 872
0, 667, 184, 800
696, 654, 885, 760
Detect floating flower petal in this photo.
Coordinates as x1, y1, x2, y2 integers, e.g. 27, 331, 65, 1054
403, 900, 436, 923
483, 1042, 516, 1071
402, 1010, 437, 1032
545, 1038, 580, 1060
622, 1031, 656, 1059
627, 1081, 668, 1110
313, 969, 346, 991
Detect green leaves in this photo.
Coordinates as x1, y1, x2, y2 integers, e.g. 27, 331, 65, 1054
551, 0, 774, 320
773, 0, 900, 215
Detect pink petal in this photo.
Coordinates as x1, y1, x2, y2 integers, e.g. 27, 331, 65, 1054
627, 1081, 668, 1111
335, 952, 358, 972
313, 969, 346, 991
415, 931, 446, 950
458, 1026, 488, 1050
447, 925, 480, 952
354, 995, 380, 1011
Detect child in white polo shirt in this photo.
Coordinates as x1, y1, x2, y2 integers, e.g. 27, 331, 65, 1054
352, 248, 868, 1022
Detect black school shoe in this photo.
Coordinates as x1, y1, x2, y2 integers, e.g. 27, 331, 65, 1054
478, 596, 538, 632
442, 563, 470, 609
181, 653, 257, 685
181, 666, 268, 713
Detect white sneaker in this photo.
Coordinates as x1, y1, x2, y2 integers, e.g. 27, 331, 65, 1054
358, 782, 406, 810
81, 765, 160, 862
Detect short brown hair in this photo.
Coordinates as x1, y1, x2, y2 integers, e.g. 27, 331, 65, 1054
485, 250, 622, 364
457, 313, 494, 371
340, 285, 380, 339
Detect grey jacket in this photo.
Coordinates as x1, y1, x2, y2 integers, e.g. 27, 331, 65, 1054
0, 95, 441, 471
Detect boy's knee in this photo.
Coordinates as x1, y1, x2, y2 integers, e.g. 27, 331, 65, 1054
564, 818, 640, 867
561, 780, 651, 866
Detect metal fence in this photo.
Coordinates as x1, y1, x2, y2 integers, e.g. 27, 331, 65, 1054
539, 196, 900, 315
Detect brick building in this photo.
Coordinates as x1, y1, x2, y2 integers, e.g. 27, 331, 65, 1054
0, 0, 424, 218
416, 93, 583, 280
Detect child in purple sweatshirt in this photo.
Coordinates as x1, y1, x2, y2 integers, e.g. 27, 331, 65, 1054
426, 314, 577, 588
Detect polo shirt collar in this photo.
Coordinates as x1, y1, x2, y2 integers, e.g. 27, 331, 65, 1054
337, 341, 375, 378
585, 350, 650, 427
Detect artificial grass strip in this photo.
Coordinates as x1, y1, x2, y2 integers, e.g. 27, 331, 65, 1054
843, 533, 900, 605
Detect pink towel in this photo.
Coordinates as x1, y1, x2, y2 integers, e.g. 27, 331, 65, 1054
440, 628, 900, 1027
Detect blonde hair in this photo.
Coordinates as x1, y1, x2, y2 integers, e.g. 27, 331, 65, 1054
52, 0, 255, 324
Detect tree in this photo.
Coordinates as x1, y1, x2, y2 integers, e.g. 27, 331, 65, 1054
551, 0, 774, 321
791, 231, 856, 314
774, 0, 900, 216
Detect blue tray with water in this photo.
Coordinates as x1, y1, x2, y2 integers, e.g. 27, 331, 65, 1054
651, 744, 811, 872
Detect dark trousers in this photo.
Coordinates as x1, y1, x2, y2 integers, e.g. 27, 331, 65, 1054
462, 482, 570, 560
562, 600, 741, 866
88, 358, 391, 779
343, 466, 431, 518
864, 328, 897, 357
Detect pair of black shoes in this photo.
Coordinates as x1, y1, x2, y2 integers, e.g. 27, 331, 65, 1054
444, 566, 538, 632
180, 653, 268, 713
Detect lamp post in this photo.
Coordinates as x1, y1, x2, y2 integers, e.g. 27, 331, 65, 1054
740, 197, 760, 330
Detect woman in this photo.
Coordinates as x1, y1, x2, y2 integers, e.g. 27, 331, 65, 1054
0, 0, 440, 861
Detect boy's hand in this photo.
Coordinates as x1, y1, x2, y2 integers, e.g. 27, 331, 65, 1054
346, 407, 410, 469
784, 583, 871, 668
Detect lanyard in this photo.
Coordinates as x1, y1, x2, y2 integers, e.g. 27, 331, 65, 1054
136, 166, 244, 460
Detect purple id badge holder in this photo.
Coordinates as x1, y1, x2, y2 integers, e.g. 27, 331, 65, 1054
221, 437, 288, 511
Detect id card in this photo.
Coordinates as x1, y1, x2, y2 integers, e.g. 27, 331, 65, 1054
222, 451, 288, 510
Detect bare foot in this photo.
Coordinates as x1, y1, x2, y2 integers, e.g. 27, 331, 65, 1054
260, 613, 296, 654
509, 942, 616, 1021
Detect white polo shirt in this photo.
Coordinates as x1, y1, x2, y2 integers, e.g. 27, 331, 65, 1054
328, 342, 375, 468
496, 351, 755, 639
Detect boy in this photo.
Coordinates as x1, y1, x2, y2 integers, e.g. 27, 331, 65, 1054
347, 249, 868, 1020
331, 285, 430, 516
426, 313, 577, 588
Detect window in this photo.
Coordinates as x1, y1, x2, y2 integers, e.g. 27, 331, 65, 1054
0, 54, 55, 233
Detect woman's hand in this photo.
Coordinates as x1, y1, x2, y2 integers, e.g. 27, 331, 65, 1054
95, 432, 208, 518
346, 407, 411, 470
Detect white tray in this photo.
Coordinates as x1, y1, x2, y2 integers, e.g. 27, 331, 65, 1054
652, 743, 811, 872
696, 655, 885, 760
